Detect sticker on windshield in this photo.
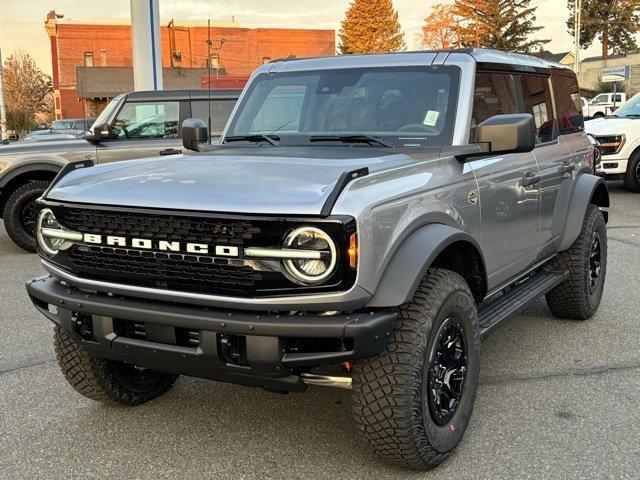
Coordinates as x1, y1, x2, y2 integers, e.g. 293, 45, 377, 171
423, 110, 440, 126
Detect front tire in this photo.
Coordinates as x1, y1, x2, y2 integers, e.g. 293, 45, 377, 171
2, 180, 50, 252
546, 205, 607, 319
54, 326, 178, 406
351, 269, 480, 470
623, 152, 640, 192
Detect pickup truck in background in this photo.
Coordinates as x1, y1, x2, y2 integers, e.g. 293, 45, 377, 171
0, 89, 241, 252
581, 92, 627, 119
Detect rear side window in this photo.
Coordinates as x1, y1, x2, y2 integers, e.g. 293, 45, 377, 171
471, 72, 518, 140
519, 75, 556, 143
191, 99, 238, 136
552, 73, 584, 135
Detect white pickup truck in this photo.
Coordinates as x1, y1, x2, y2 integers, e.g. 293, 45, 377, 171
582, 92, 627, 119
585, 91, 640, 191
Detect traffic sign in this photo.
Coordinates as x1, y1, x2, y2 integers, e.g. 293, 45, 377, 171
602, 66, 631, 83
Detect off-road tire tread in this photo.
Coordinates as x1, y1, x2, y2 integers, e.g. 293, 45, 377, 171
2, 180, 50, 252
54, 326, 177, 406
351, 268, 479, 470
545, 205, 606, 319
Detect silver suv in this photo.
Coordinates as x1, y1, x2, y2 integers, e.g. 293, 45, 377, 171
0, 89, 240, 252
26, 49, 609, 470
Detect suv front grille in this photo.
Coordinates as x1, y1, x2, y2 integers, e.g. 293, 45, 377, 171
61, 208, 261, 246
45, 205, 357, 298
69, 245, 261, 291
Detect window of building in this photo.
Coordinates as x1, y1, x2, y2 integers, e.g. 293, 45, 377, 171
470, 72, 519, 140
111, 101, 180, 139
551, 72, 584, 135
84, 51, 94, 67
191, 99, 238, 136
208, 54, 220, 69
519, 75, 556, 143
100, 49, 107, 67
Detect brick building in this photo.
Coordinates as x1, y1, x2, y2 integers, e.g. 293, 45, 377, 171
44, 11, 335, 119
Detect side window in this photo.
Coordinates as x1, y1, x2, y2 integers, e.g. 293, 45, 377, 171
592, 94, 606, 104
111, 101, 180, 139
519, 75, 556, 143
552, 73, 584, 135
191, 99, 238, 137
470, 72, 518, 141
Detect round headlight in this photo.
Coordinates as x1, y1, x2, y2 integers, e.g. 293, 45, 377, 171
36, 208, 66, 256
282, 226, 337, 285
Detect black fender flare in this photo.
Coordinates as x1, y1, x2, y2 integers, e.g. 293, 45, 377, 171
366, 224, 486, 307
557, 174, 609, 252
0, 162, 62, 189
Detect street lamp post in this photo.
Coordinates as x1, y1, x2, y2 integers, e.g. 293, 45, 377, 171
574, 0, 582, 74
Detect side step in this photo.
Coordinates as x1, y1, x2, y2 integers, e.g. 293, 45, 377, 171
478, 267, 570, 340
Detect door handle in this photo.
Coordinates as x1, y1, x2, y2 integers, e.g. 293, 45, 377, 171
559, 164, 575, 174
521, 172, 541, 187
159, 148, 182, 155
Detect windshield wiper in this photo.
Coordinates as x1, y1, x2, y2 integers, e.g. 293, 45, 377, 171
308, 134, 393, 148
224, 134, 280, 146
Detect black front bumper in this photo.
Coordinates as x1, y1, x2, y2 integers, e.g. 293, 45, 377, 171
26, 275, 396, 392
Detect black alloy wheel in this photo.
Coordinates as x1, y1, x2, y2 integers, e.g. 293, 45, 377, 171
588, 232, 602, 294
426, 317, 468, 426
20, 196, 38, 237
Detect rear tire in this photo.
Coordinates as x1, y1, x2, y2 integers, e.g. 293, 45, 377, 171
623, 152, 640, 192
2, 180, 50, 252
54, 326, 178, 406
545, 205, 607, 320
351, 269, 480, 470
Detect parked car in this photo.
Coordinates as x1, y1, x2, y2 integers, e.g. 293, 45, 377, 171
585, 91, 640, 191
0, 89, 241, 251
26, 49, 608, 470
581, 92, 626, 119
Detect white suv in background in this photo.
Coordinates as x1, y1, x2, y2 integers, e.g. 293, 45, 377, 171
585, 92, 640, 192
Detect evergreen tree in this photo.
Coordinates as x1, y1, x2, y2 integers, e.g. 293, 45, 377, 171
339, 0, 406, 54
567, 0, 640, 59
454, 0, 549, 53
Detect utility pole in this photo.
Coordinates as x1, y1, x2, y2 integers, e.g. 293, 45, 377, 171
0, 48, 7, 141
574, 0, 582, 74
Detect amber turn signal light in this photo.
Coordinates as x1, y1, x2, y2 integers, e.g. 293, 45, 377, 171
348, 233, 358, 269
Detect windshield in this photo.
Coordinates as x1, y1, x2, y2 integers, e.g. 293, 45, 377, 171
225, 66, 460, 147
612, 94, 640, 118
51, 120, 74, 130
90, 94, 125, 132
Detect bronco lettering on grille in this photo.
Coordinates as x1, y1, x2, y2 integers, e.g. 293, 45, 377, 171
82, 234, 240, 257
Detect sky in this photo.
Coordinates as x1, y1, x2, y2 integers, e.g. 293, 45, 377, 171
0, 0, 603, 76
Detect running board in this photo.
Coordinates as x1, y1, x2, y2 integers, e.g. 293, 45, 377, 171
478, 268, 570, 340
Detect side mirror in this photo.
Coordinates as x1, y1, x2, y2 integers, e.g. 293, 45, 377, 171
96, 123, 111, 140
182, 118, 209, 152
475, 114, 536, 156
87, 123, 110, 144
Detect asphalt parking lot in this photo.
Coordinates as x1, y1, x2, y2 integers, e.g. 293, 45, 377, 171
1, 181, 639, 479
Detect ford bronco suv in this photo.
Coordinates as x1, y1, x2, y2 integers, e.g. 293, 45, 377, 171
0, 89, 240, 252
26, 49, 609, 470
